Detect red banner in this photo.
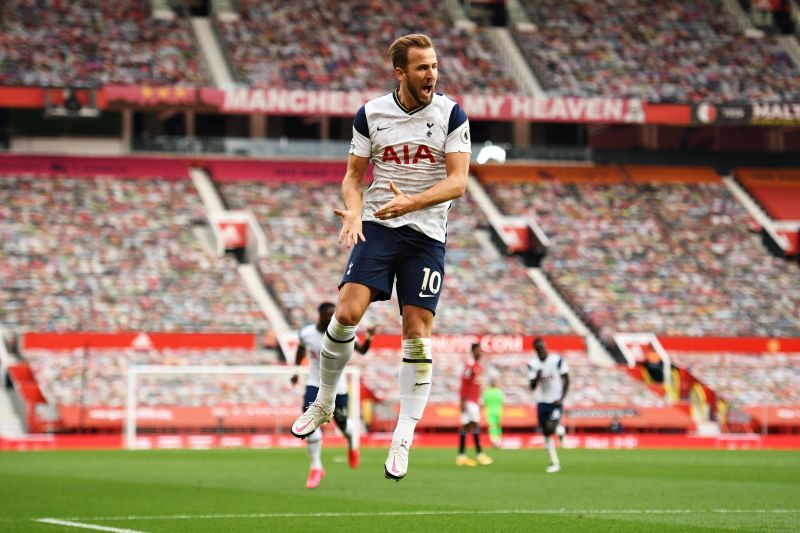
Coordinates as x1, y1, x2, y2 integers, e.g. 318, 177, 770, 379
104, 84, 206, 107
96, 85, 694, 125
743, 406, 800, 428
473, 164, 625, 183
0, 86, 46, 108
18, 85, 800, 126
369, 334, 585, 354
58, 404, 299, 430
202, 158, 348, 182
659, 337, 800, 353
424, 403, 692, 430
22, 332, 256, 351
624, 166, 721, 183
0, 154, 189, 179
55, 402, 692, 431
736, 168, 800, 220
212, 88, 653, 123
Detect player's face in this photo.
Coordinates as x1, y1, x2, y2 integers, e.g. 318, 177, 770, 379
472, 346, 482, 360
319, 307, 335, 328
397, 47, 437, 107
535, 341, 547, 361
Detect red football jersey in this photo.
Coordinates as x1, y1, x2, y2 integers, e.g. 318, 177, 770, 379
460, 359, 482, 403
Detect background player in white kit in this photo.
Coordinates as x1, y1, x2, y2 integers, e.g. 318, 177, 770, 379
290, 33, 471, 482
291, 302, 375, 489
528, 337, 570, 473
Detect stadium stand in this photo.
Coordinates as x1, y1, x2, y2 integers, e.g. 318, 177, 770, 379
217, 177, 572, 335
514, 0, 800, 102
0, 174, 265, 333
480, 165, 800, 341
25, 347, 276, 408
215, 0, 520, 94
671, 351, 800, 407
0, 0, 208, 87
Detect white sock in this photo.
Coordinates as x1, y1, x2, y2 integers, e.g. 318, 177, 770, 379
307, 428, 323, 469
317, 317, 356, 409
546, 436, 559, 466
392, 338, 432, 444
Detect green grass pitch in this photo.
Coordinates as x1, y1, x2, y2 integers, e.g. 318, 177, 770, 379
1, 447, 798, 532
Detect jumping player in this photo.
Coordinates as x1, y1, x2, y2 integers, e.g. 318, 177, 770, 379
290, 33, 471, 482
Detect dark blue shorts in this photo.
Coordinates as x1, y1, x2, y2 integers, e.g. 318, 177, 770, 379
537, 402, 562, 430
340, 221, 446, 314
303, 386, 348, 412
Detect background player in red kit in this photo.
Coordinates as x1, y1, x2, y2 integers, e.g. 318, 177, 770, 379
456, 343, 493, 466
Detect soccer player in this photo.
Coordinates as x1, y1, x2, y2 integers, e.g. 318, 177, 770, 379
290, 33, 471, 482
291, 302, 375, 489
457, 343, 493, 466
528, 337, 570, 473
483, 378, 505, 448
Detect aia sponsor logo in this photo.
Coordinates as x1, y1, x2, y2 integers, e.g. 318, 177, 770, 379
382, 144, 435, 164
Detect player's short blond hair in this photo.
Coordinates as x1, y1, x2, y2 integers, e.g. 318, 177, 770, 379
388, 34, 434, 69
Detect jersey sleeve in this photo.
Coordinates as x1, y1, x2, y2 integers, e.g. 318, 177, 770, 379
297, 328, 306, 348
349, 105, 371, 158
444, 103, 471, 154
558, 357, 570, 375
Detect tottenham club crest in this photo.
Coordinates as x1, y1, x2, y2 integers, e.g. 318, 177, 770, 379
426, 122, 434, 137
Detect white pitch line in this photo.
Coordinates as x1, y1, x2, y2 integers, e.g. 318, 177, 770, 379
40, 509, 800, 522
35, 518, 146, 533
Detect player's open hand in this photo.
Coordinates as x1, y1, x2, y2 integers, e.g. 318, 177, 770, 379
374, 181, 415, 220
333, 208, 365, 248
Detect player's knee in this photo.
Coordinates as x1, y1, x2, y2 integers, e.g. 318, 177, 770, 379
334, 308, 360, 327
401, 306, 433, 339
336, 284, 374, 325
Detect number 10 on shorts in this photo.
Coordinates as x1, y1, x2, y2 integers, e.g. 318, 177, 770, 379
420, 267, 441, 297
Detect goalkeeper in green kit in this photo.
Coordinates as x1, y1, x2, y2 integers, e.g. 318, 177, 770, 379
482, 379, 505, 448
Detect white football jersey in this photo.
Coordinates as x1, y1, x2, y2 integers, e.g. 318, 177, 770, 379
349, 90, 472, 243
298, 324, 348, 394
527, 354, 569, 404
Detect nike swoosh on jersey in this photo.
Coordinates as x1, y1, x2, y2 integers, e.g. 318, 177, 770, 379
376, 126, 390, 131
418, 292, 436, 298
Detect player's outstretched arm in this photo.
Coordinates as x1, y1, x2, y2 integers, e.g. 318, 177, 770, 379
374, 151, 469, 220
529, 370, 541, 392
354, 326, 376, 354
334, 154, 370, 248
291, 344, 307, 385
